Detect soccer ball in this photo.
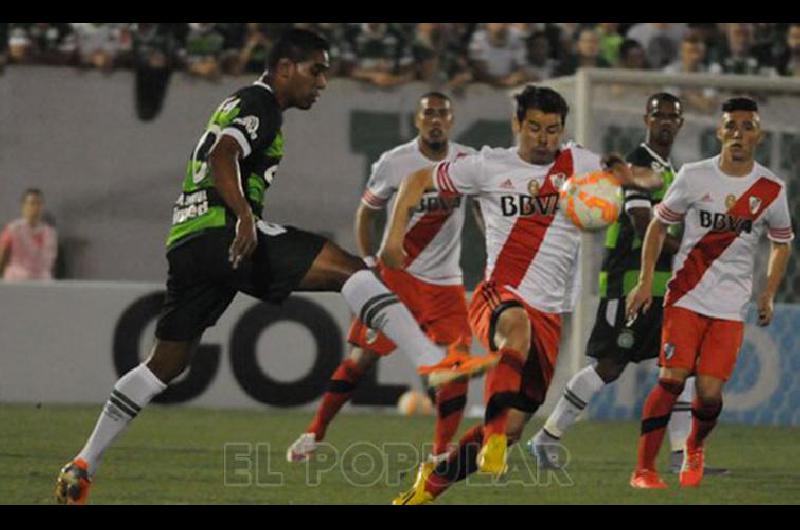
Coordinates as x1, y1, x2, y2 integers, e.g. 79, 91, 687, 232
559, 171, 623, 232
396, 390, 434, 416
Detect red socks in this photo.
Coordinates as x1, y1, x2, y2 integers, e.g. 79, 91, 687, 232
483, 348, 525, 438
306, 359, 364, 441
432, 380, 468, 455
687, 397, 722, 450
636, 378, 684, 471
426, 424, 484, 497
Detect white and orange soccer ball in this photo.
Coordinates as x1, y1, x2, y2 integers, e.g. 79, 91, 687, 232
396, 390, 434, 416
559, 171, 623, 232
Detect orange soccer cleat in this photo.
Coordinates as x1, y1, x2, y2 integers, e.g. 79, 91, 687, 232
679, 445, 705, 488
55, 458, 93, 505
630, 468, 668, 489
419, 350, 499, 388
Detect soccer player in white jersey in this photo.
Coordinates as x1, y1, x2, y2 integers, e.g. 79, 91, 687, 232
530, 93, 726, 476
627, 97, 793, 489
287, 93, 484, 467
383, 85, 657, 504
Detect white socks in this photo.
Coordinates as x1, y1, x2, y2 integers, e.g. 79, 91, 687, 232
77, 364, 167, 476
341, 269, 444, 368
540, 366, 696, 448
542, 365, 605, 438
668, 375, 695, 452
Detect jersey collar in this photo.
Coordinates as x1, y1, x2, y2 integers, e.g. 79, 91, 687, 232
253, 77, 274, 94
640, 142, 673, 170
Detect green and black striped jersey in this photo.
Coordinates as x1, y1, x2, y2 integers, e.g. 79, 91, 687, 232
166, 79, 284, 248
598, 143, 679, 298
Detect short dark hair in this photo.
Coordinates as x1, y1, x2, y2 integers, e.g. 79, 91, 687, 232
515, 85, 569, 125
646, 92, 682, 112
419, 91, 451, 104
21, 188, 42, 202
267, 28, 329, 70
722, 96, 758, 113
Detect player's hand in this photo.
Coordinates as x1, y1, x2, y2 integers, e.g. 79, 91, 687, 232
757, 291, 774, 326
602, 155, 662, 191
379, 243, 406, 270
229, 213, 257, 270
625, 282, 652, 324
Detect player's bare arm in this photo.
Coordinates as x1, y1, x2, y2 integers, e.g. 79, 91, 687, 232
379, 167, 433, 269
626, 217, 668, 320
207, 134, 256, 269
354, 202, 381, 266
628, 206, 681, 255
757, 241, 791, 326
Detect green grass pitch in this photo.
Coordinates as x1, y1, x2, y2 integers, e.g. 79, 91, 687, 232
2, 403, 798, 504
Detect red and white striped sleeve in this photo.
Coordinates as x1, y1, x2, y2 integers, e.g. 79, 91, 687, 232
654, 167, 691, 225
360, 153, 394, 210
432, 150, 483, 197
766, 185, 795, 243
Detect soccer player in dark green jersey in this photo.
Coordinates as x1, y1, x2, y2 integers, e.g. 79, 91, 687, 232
55, 29, 495, 505
530, 93, 725, 475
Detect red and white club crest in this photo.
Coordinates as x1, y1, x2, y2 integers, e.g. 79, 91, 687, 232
549, 172, 566, 190
749, 196, 762, 215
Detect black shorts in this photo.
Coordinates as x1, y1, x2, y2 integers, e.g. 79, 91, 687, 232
155, 222, 327, 341
586, 297, 664, 364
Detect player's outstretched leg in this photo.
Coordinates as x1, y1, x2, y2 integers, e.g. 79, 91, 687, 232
630, 376, 686, 489
301, 241, 495, 383
288, 348, 377, 462
680, 376, 724, 488
55, 339, 192, 504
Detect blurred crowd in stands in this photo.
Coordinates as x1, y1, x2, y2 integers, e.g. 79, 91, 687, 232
2, 23, 800, 85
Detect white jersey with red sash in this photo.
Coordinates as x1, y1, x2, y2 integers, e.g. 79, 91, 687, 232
433, 143, 602, 313
655, 156, 794, 321
361, 139, 476, 286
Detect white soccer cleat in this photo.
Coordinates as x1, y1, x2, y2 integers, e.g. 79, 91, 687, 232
286, 432, 317, 462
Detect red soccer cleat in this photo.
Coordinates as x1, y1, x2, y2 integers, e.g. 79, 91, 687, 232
680, 445, 705, 488
630, 468, 668, 489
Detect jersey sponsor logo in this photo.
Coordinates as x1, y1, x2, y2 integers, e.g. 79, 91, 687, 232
698, 210, 753, 234
414, 195, 462, 214
500, 178, 514, 190
172, 190, 210, 225
234, 116, 260, 140
500, 194, 559, 217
